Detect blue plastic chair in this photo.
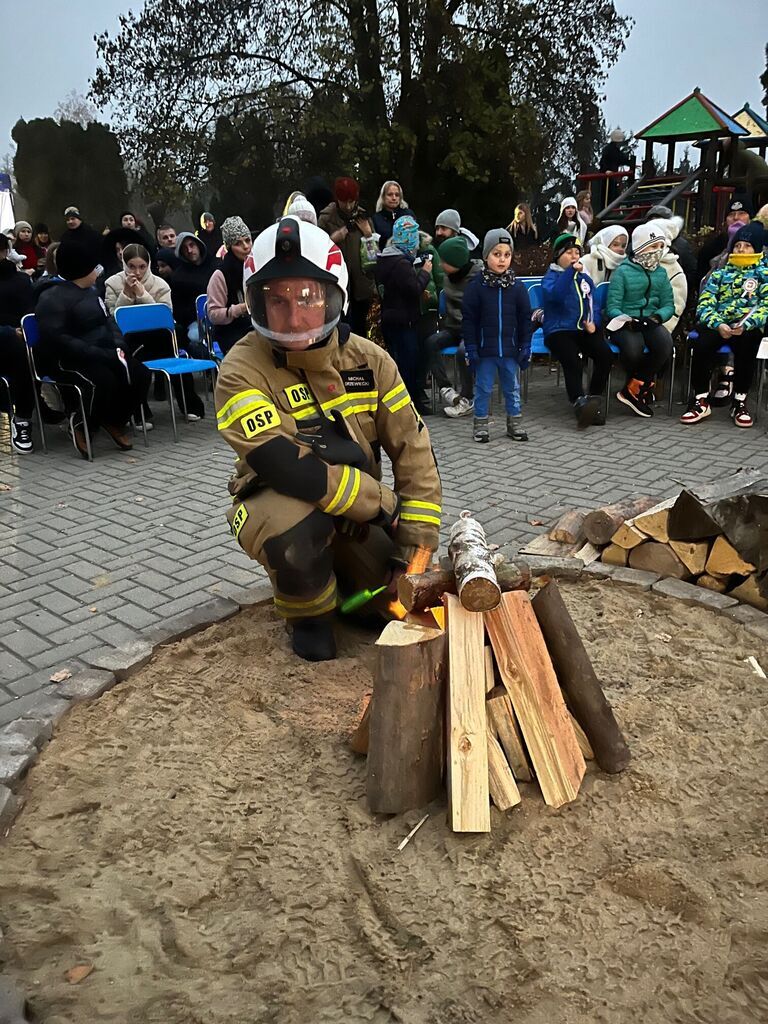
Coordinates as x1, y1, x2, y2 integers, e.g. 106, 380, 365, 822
114, 304, 218, 442
22, 313, 93, 460
196, 294, 223, 361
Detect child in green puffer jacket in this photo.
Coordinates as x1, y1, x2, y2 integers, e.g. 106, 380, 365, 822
681, 221, 768, 429
605, 223, 675, 418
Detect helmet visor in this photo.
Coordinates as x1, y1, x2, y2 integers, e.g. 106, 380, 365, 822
248, 277, 344, 347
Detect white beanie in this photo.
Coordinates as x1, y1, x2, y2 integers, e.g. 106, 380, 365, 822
588, 225, 628, 252
286, 194, 317, 226
646, 215, 683, 244
610, 129, 626, 143
631, 222, 667, 255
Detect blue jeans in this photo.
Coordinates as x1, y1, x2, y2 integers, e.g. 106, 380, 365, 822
474, 356, 521, 418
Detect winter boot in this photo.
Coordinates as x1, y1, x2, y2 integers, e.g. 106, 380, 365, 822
473, 416, 490, 443
291, 615, 337, 662
573, 395, 602, 430
506, 414, 528, 441
616, 378, 652, 418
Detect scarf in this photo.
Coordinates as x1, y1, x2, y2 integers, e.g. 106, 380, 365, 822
222, 250, 246, 310
482, 268, 515, 288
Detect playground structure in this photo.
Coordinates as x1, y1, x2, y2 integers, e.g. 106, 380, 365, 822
581, 89, 768, 232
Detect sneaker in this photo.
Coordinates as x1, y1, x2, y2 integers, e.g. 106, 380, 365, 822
506, 415, 528, 441
473, 416, 490, 443
103, 423, 133, 451
10, 418, 33, 454
439, 386, 460, 407
186, 412, 202, 422
680, 394, 711, 424
710, 367, 734, 407
68, 413, 90, 460
730, 395, 753, 429
616, 379, 652, 418
444, 396, 474, 418
573, 395, 602, 430
134, 419, 154, 432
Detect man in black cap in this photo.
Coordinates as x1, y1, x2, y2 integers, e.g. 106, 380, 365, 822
696, 196, 753, 282
60, 206, 102, 249
35, 237, 150, 458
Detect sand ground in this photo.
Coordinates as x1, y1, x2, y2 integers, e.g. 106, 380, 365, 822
0, 580, 766, 1024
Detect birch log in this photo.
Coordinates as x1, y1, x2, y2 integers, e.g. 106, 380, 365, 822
447, 511, 501, 612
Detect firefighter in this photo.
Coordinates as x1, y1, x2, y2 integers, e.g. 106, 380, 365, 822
215, 216, 442, 662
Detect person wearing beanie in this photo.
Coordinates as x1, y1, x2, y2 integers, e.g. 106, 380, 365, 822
581, 225, 628, 285
206, 216, 253, 356
60, 207, 101, 250
373, 180, 416, 247
423, 235, 482, 416
599, 129, 634, 175
375, 214, 432, 406
197, 211, 222, 253
32, 223, 51, 274
643, 217, 688, 333
318, 177, 375, 337
462, 229, 532, 443
548, 197, 587, 245
285, 193, 317, 225
434, 209, 480, 251
605, 222, 675, 417
542, 233, 613, 428
11, 221, 38, 278
34, 236, 151, 457
696, 195, 753, 281
506, 202, 539, 251
643, 204, 697, 289
681, 221, 768, 429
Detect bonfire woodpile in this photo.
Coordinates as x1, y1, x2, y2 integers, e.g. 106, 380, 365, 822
353, 511, 631, 832
538, 468, 767, 612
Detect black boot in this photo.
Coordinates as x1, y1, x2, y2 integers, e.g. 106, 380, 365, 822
291, 616, 337, 662
573, 395, 602, 429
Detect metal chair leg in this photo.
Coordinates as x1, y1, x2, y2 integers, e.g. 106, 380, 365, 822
667, 348, 677, 415
162, 371, 178, 441
138, 405, 149, 447
31, 378, 48, 454
74, 386, 93, 461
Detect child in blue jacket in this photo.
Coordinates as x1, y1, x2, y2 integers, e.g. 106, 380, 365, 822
461, 229, 532, 442
542, 232, 613, 428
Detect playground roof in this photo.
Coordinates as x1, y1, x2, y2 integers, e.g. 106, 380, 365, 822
732, 102, 768, 138
636, 88, 749, 143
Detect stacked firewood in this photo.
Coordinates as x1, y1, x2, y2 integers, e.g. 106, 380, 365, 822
353, 512, 630, 833
539, 469, 766, 612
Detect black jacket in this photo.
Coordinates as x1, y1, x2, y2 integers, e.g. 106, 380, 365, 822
170, 233, 219, 328
374, 251, 431, 329
59, 222, 103, 249
0, 261, 34, 328
373, 207, 417, 247
35, 280, 123, 372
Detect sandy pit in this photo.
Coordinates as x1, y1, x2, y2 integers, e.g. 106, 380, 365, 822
0, 580, 767, 1024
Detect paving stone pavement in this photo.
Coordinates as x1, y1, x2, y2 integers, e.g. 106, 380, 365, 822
1, 368, 767, 725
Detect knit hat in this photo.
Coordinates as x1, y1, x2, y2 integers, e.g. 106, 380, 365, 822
631, 222, 666, 255
33, 222, 49, 235
610, 129, 626, 143
645, 204, 673, 221
285, 194, 318, 225
200, 211, 215, 227
588, 225, 628, 252
731, 221, 766, 252
438, 236, 470, 269
727, 195, 753, 217
552, 233, 581, 261
482, 228, 513, 259
13, 221, 32, 235
647, 215, 683, 245
56, 237, 100, 280
63, 206, 80, 218
220, 215, 251, 248
334, 177, 360, 203
391, 215, 419, 256
435, 209, 461, 233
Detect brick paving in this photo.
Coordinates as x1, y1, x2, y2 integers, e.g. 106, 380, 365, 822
1, 367, 767, 725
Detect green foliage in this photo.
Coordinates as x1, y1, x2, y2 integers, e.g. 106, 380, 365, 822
90, 0, 632, 227
12, 118, 128, 231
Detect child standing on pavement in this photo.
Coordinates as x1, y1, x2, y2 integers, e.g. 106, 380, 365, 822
461, 229, 532, 443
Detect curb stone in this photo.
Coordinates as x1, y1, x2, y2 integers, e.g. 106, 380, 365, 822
580, 562, 615, 579
0, 718, 53, 749
608, 568, 660, 590
720, 604, 768, 625
0, 785, 23, 830
82, 641, 154, 680
651, 577, 738, 611
21, 693, 71, 727
145, 596, 240, 647
56, 670, 117, 702
0, 752, 36, 787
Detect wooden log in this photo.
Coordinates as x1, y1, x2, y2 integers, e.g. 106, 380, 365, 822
611, 522, 647, 550
669, 540, 711, 576
444, 595, 490, 832
487, 728, 521, 811
628, 542, 690, 579
486, 686, 533, 782
601, 543, 629, 567
697, 573, 728, 593
530, 580, 631, 774
398, 558, 531, 614
574, 542, 601, 566
548, 510, 587, 545
706, 535, 756, 576
583, 496, 659, 546
666, 470, 767, 569
729, 574, 768, 612
519, 534, 582, 558
367, 621, 447, 815
447, 511, 502, 612
485, 592, 586, 807
569, 712, 595, 761
633, 496, 677, 543
349, 696, 371, 755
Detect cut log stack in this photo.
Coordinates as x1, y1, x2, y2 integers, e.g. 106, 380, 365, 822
542, 471, 767, 611
358, 510, 630, 834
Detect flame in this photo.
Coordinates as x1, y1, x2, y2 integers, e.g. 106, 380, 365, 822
386, 546, 434, 621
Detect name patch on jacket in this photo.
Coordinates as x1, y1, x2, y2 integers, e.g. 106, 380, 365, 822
340, 369, 375, 393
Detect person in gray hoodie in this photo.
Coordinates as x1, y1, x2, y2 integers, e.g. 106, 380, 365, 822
169, 231, 220, 345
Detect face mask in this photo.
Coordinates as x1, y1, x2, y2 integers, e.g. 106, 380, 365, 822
634, 249, 663, 272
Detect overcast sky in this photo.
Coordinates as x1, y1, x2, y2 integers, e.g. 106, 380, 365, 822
0, 0, 766, 159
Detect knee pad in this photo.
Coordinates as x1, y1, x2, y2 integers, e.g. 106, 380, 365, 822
263, 510, 335, 595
